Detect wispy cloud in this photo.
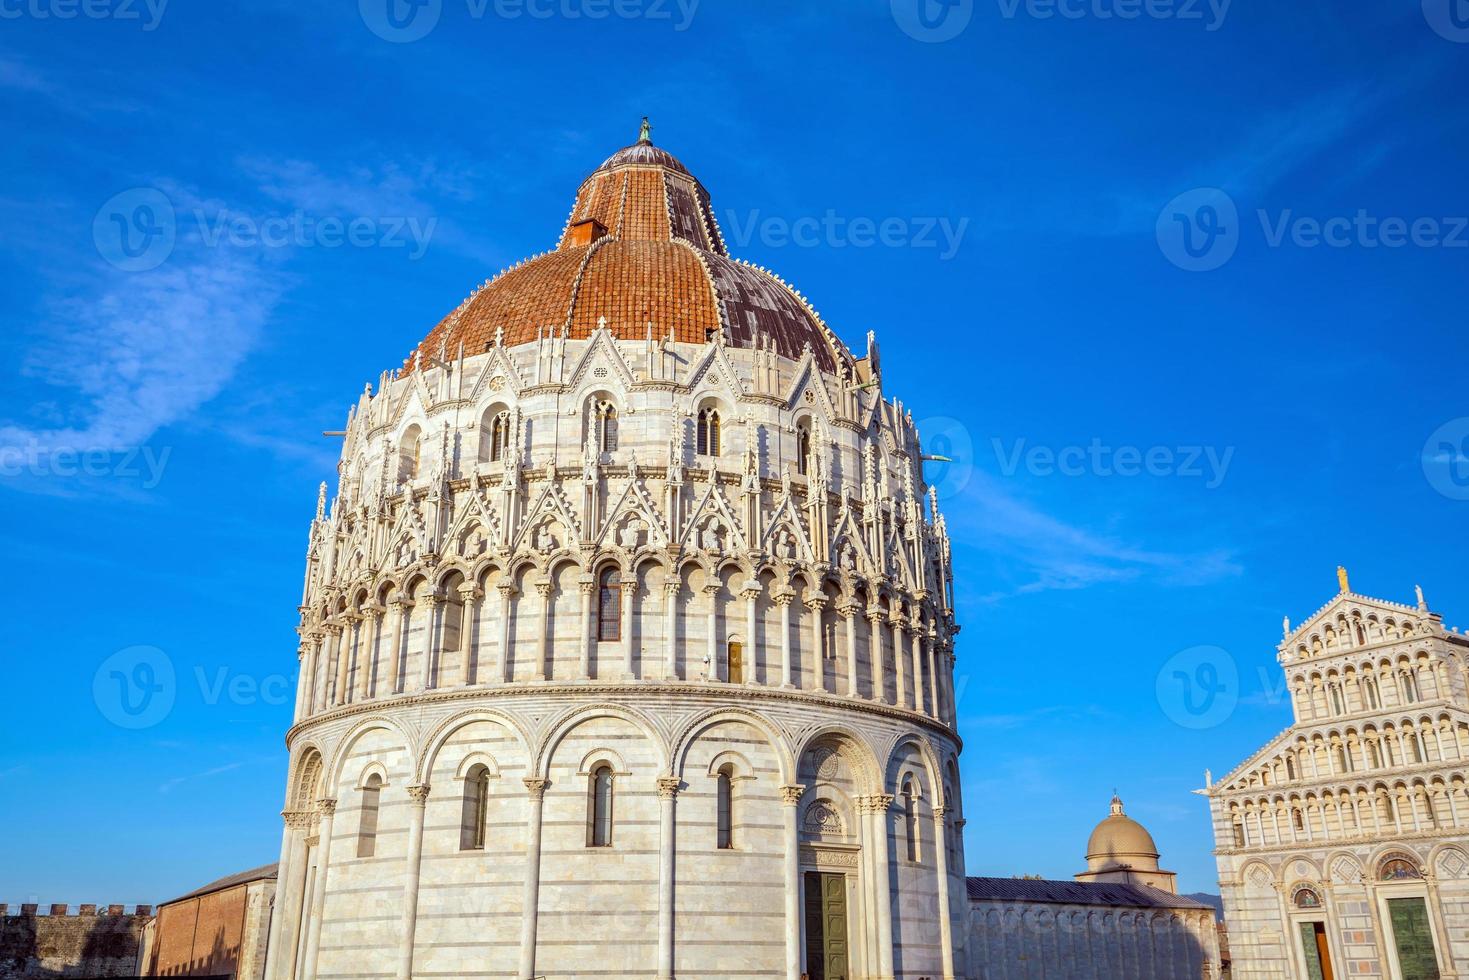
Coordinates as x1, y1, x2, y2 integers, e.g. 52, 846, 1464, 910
158, 760, 248, 795
953, 470, 1240, 601
0, 249, 280, 456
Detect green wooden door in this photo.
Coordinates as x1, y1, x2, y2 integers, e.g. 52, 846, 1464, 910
803, 872, 849, 980
1299, 921, 1334, 980
1387, 897, 1441, 980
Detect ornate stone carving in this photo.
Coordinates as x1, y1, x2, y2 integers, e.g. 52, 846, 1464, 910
779, 784, 807, 807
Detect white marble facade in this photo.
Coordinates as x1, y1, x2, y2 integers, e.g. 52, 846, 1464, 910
1208, 577, 1469, 979
263, 319, 966, 980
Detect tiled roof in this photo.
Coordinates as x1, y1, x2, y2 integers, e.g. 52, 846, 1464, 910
162, 863, 278, 907
406, 139, 853, 374
966, 877, 1215, 912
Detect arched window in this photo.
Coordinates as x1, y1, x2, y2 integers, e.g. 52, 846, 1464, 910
588, 765, 614, 847
716, 767, 734, 849
357, 773, 383, 858
597, 568, 622, 642
487, 411, 509, 462
697, 408, 721, 456
1286, 756, 1296, 780
1232, 821, 1246, 847
460, 764, 490, 851
796, 423, 811, 476
1292, 808, 1304, 832
901, 778, 919, 862
595, 400, 619, 454
398, 428, 422, 484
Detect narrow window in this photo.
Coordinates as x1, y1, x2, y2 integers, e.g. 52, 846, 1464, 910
1292, 808, 1304, 831
902, 779, 919, 862
1232, 821, 1246, 847
797, 424, 811, 476
597, 568, 622, 642
597, 401, 619, 454
357, 774, 383, 858
697, 408, 721, 456
1368, 740, 1381, 768
716, 768, 734, 850
460, 764, 489, 851
489, 412, 509, 462
1411, 733, 1424, 764
589, 765, 614, 847
1286, 756, 1296, 780
1330, 685, 1344, 715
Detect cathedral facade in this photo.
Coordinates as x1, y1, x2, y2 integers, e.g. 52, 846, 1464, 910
1207, 573, 1469, 979
262, 128, 966, 980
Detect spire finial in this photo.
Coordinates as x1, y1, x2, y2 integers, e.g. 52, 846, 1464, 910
638, 116, 652, 145
1417, 584, 1427, 611
1337, 565, 1350, 594
1110, 793, 1124, 816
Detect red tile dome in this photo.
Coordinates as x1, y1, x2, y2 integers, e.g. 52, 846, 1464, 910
407, 126, 854, 374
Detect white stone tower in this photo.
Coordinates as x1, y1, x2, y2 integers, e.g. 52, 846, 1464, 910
263, 126, 966, 980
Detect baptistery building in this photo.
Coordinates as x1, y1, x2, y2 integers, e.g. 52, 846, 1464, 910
1207, 572, 1469, 979
263, 125, 965, 980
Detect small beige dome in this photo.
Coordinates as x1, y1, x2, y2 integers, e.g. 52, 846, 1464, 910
1084, 796, 1161, 873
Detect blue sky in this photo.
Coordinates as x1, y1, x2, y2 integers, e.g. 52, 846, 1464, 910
2, 0, 1468, 903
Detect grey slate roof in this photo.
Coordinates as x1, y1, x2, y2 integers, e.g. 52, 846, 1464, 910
164, 863, 279, 906
966, 877, 1215, 913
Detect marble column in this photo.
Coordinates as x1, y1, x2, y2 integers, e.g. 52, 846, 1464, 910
703, 585, 721, 681
421, 594, 444, 691
301, 799, 337, 980
868, 612, 886, 704
931, 804, 956, 980
927, 631, 941, 720
911, 622, 926, 716
265, 810, 312, 980
777, 592, 795, 689
869, 794, 896, 979
741, 584, 761, 685
657, 776, 680, 979
664, 580, 681, 681
293, 644, 311, 723
620, 580, 638, 679
578, 578, 595, 679
535, 582, 554, 681
806, 596, 827, 692
497, 584, 516, 683
519, 778, 548, 980
840, 603, 860, 698
327, 625, 346, 706
457, 585, 482, 686
780, 784, 806, 980
891, 616, 909, 709
360, 607, 384, 700
396, 784, 430, 980
388, 599, 413, 695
